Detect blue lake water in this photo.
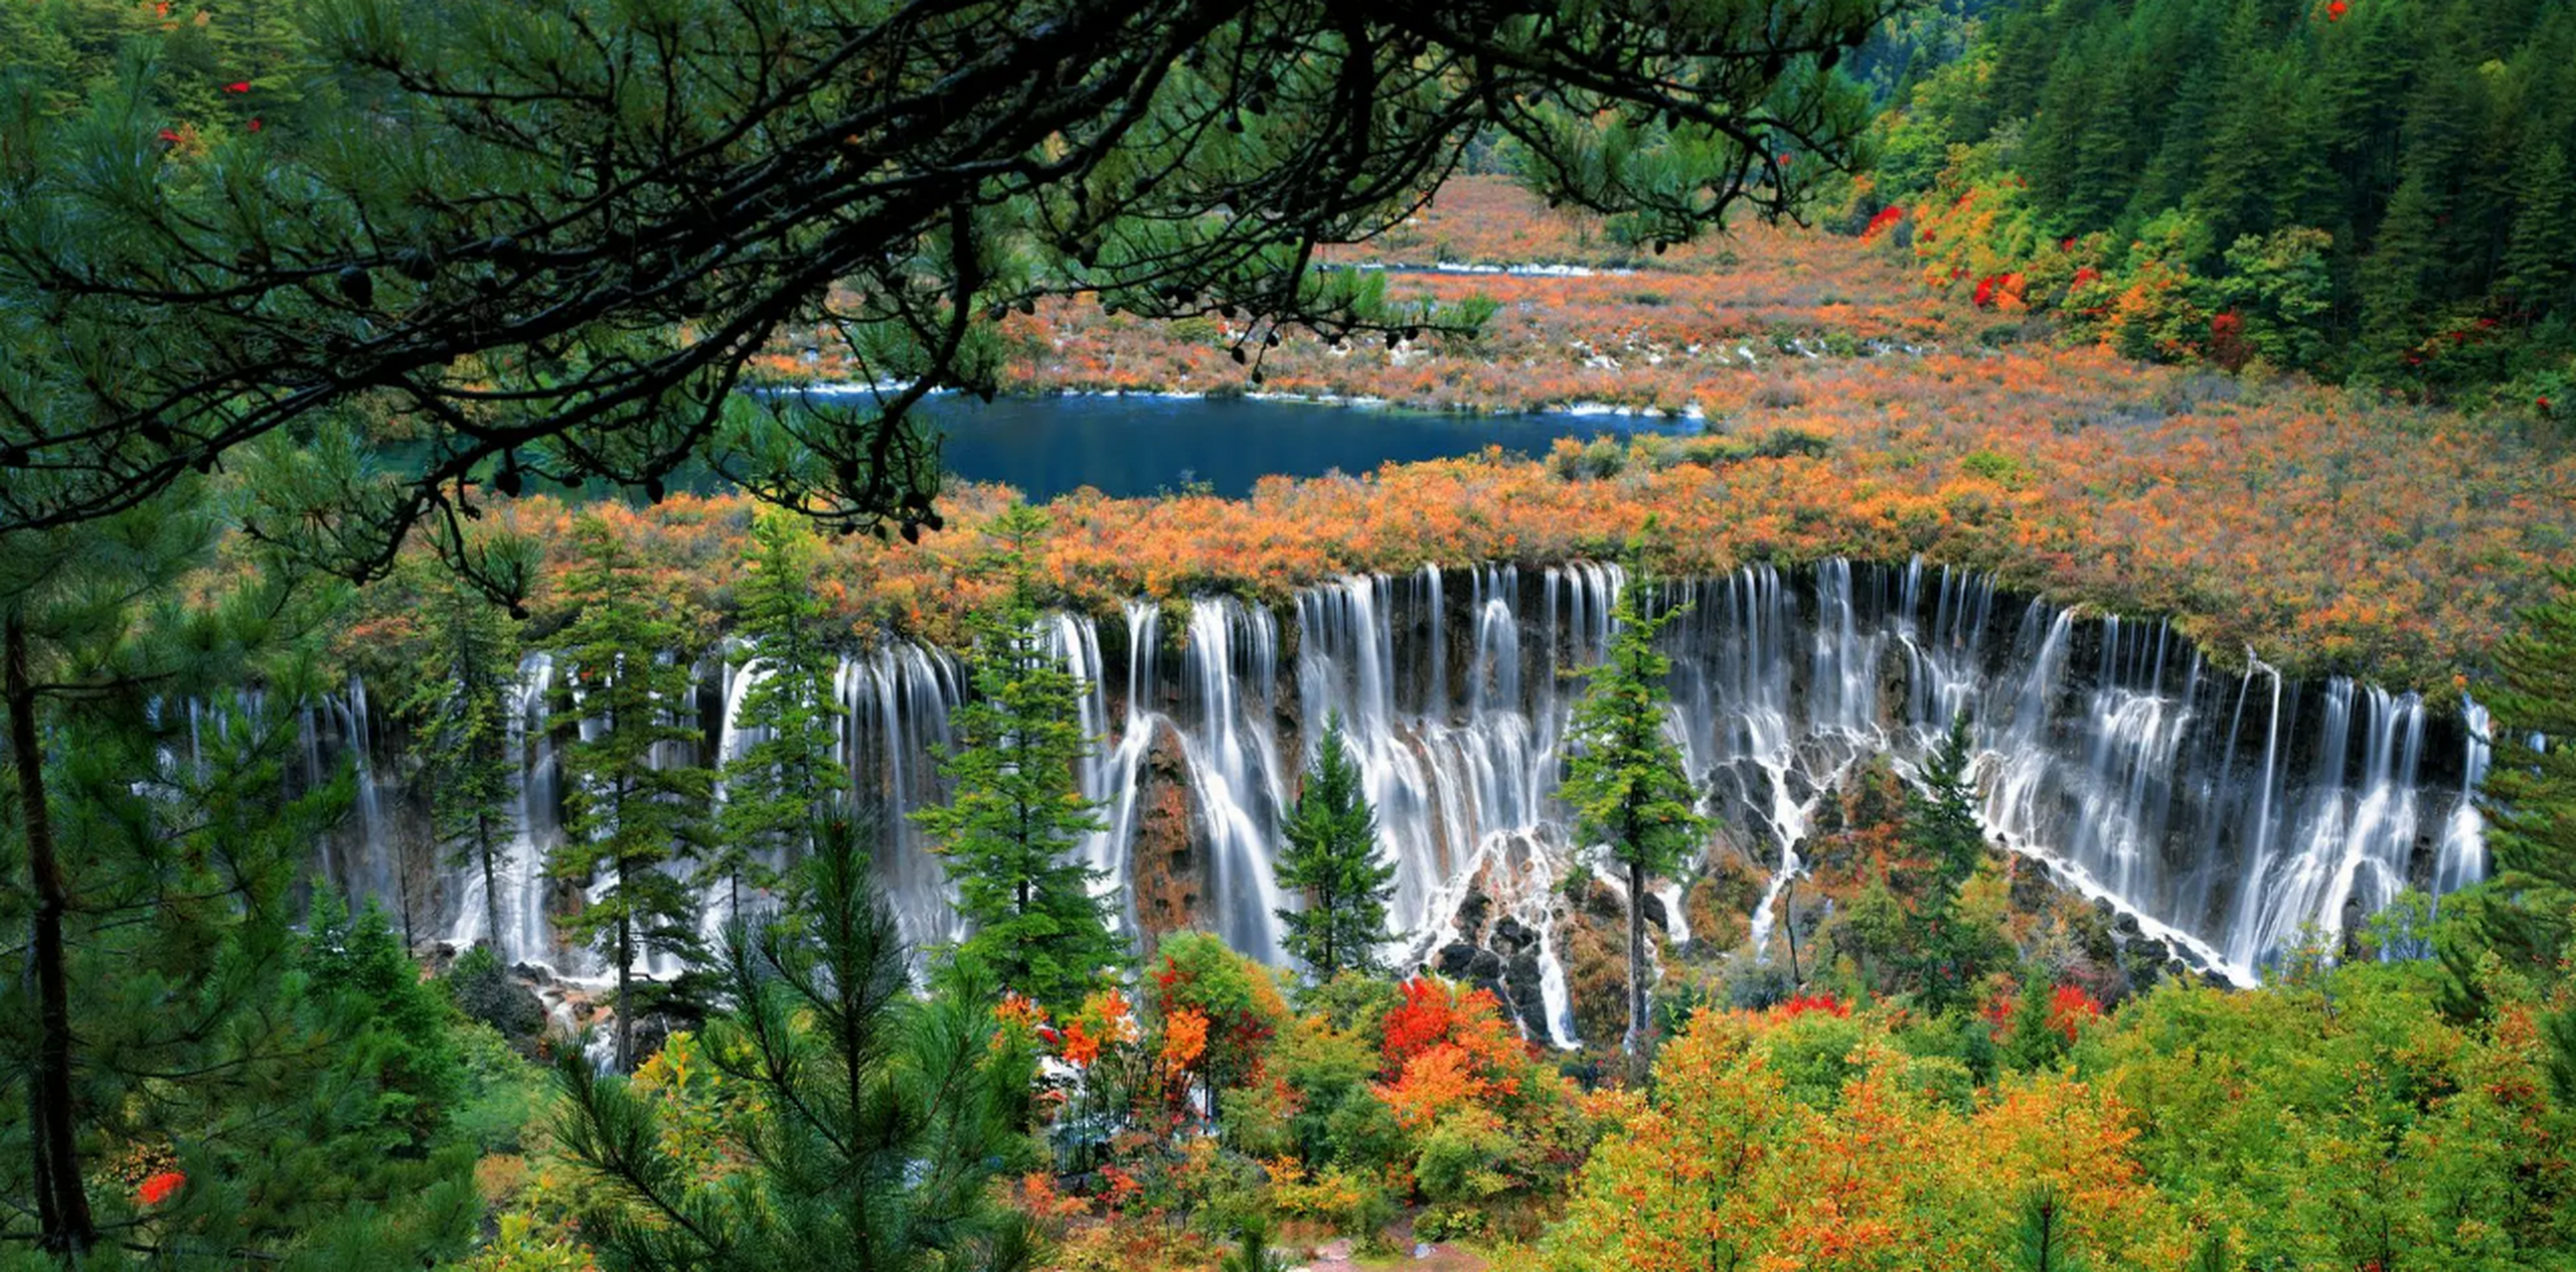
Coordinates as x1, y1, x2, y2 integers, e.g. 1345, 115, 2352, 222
870, 394, 1685, 500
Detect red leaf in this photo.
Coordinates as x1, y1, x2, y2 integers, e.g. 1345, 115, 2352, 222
138, 1171, 186, 1206
225, 80, 251, 94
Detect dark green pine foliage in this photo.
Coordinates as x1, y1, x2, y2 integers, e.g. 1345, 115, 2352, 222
398, 554, 524, 952
1896, 715, 2009, 1012
912, 503, 1119, 1013
1560, 571, 1710, 1059
2009, 1184, 2093, 1272
552, 820, 1042, 1272
2456, 570, 2576, 1097
2, 493, 477, 1263
1878, 0, 2576, 391
711, 510, 845, 923
552, 513, 711, 1074
1274, 714, 1397, 982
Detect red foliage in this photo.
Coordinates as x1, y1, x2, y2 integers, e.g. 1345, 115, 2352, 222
1972, 275, 1999, 308
2208, 310, 2251, 372
1861, 206, 1907, 240
1774, 993, 1852, 1021
2047, 985, 2104, 1042
1381, 976, 1465, 1077
137, 1171, 185, 1206
2327, 0, 2348, 19
224, 80, 250, 93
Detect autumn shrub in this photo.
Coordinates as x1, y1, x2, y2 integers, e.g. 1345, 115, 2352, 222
1541, 1009, 2193, 1271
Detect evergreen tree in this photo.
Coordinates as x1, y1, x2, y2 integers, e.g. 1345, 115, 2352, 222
1560, 571, 1709, 1060
1273, 714, 1396, 982
2, 492, 477, 1262
551, 819, 1043, 1272
912, 504, 1119, 1013
710, 510, 846, 923
2009, 1183, 2092, 1272
2503, 145, 2576, 319
2458, 569, 2576, 1097
551, 514, 712, 1073
397, 554, 525, 953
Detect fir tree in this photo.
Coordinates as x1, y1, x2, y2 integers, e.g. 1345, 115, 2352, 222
552, 819, 1044, 1271
1560, 570, 1709, 1060
710, 510, 845, 922
2503, 145, 2576, 319
2458, 569, 2576, 1097
551, 514, 712, 1073
397, 554, 525, 953
1274, 713, 1396, 982
912, 504, 1118, 1013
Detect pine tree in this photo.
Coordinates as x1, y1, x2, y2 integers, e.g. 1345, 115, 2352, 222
2503, 145, 2576, 320
912, 504, 1118, 1013
551, 514, 712, 1073
398, 554, 524, 953
2460, 569, 2576, 1098
710, 510, 845, 923
1274, 714, 1396, 982
2, 492, 477, 1261
553, 819, 1043, 1271
1560, 570, 1709, 1060
2009, 1183, 2092, 1272
1913, 715, 1987, 891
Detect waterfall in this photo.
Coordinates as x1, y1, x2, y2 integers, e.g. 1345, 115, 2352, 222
318, 557, 2488, 1018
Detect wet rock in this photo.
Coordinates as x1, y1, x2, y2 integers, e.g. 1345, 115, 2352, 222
1493, 915, 1532, 954
1642, 891, 1670, 932
1435, 942, 1479, 977
1467, 948, 1505, 981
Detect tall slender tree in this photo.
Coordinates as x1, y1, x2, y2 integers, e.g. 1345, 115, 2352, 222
397, 553, 526, 952
551, 514, 711, 1073
1559, 571, 1709, 1061
710, 510, 845, 922
912, 504, 1118, 1013
1274, 714, 1396, 982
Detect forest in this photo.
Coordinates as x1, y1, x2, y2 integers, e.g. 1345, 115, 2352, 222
3, 0, 2576, 1270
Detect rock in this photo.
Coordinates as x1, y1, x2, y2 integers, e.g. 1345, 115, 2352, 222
1467, 948, 1505, 980
1642, 890, 1670, 931
1435, 942, 1479, 977
1414, 1242, 1435, 1259
1493, 915, 1532, 954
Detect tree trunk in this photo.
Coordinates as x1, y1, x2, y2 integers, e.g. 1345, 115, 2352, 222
478, 811, 504, 955
1626, 859, 1649, 1061
614, 863, 634, 1074
1784, 876, 1802, 986
7, 616, 95, 1253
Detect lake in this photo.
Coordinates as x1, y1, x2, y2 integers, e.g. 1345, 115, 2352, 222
808, 392, 1689, 501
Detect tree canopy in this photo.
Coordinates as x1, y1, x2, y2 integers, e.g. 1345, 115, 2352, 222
0, 0, 1885, 598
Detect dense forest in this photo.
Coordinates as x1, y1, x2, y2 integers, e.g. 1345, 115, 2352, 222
1861, 0, 2576, 404
2, 0, 2575, 1269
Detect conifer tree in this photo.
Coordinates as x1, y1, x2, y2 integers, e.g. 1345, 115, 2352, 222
397, 553, 525, 952
551, 514, 712, 1073
1274, 714, 1396, 982
2009, 1183, 2092, 1272
553, 818, 1041, 1271
1899, 716, 2004, 1012
1560, 571, 1709, 1060
2459, 569, 2576, 1097
2503, 145, 2576, 319
711, 510, 845, 923
913, 504, 1118, 1012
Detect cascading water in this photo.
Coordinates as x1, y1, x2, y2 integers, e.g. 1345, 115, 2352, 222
317, 557, 2489, 1033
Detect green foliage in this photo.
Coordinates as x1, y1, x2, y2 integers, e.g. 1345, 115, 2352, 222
914, 503, 1119, 1013
710, 510, 846, 922
1561, 571, 1710, 1054
550, 820, 1044, 1272
2007, 1184, 2091, 1272
1873, 0, 2576, 396
1274, 714, 1397, 982
551, 513, 712, 1073
446, 943, 548, 1046
2454, 568, 2576, 1098
395, 552, 525, 952
299, 890, 465, 1155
